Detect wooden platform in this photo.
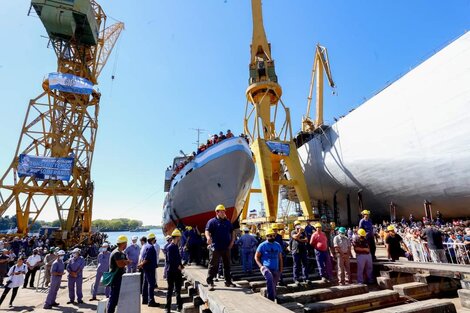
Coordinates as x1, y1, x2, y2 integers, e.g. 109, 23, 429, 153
383, 261, 470, 279
183, 265, 292, 313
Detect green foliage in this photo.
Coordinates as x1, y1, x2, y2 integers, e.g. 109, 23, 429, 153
92, 218, 143, 231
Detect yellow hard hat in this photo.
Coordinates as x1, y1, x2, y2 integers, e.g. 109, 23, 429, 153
117, 235, 128, 244
147, 233, 156, 240
266, 228, 275, 236
361, 210, 370, 215
314, 223, 322, 228
185, 226, 192, 230
330, 222, 336, 228
215, 204, 226, 212
293, 220, 301, 226
387, 225, 395, 231
358, 228, 367, 237
171, 229, 182, 237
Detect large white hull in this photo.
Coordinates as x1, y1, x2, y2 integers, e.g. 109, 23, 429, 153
298, 32, 470, 224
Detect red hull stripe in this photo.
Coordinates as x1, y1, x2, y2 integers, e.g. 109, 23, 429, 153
163, 207, 236, 235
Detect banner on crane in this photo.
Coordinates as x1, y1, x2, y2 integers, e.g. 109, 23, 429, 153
48, 72, 93, 95
17, 154, 74, 181
266, 141, 290, 156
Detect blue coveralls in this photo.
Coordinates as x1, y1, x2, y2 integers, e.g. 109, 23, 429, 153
236, 233, 258, 272
44, 259, 64, 308
125, 244, 140, 273
141, 243, 157, 304
67, 256, 85, 302
359, 218, 376, 260
92, 251, 110, 298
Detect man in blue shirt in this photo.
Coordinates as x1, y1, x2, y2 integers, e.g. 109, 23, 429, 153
205, 204, 235, 289
138, 233, 159, 307
359, 210, 376, 261
164, 229, 184, 313
255, 228, 283, 301
236, 227, 258, 274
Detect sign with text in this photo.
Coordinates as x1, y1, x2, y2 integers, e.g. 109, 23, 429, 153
17, 154, 74, 181
266, 141, 290, 156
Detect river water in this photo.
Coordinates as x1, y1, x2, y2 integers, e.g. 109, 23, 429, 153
104, 228, 165, 246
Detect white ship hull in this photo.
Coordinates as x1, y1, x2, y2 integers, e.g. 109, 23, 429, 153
298, 32, 470, 224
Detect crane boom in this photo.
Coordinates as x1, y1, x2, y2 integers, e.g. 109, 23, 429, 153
303, 44, 335, 132
243, 0, 313, 223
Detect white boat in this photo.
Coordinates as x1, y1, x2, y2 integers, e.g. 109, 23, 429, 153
298, 31, 470, 224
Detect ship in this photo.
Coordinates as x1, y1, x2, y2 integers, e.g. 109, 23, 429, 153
296, 31, 470, 224
162, 136, 255, 235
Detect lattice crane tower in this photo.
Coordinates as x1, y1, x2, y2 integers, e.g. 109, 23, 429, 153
0, 0, 123, 244
243, 0, 314, 222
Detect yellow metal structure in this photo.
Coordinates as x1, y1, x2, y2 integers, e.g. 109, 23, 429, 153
0, 1, 123, 245
243, 0, 314, 222
302, 44, 335, 132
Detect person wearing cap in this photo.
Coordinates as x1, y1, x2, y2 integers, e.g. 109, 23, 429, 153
236, 227, 258, 274
255, 228, 283, 301
353, 229, 374, 284
0, 249, 9, 287
90, 243, 111, 301
164, 229, 184, 313
44, 250, 66, 309
205, 204, 236, 289
333, 227, 352, 285
138, 233, 159, 307
125, 236, 141, 273
43, 248, 57, 287
0, 256, 27, 308
310, 223, 333, 282
108, 235, 132, 313
359, 210, 377, 261
67, 248, 85, 304
385, 226, 409, 261
290, 220, 309, 284
23, 248, 41, 288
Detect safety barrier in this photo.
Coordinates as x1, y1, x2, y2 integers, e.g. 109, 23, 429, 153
403, 239, 469, 265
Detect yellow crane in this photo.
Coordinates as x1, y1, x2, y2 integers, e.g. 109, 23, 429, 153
0, 0, 123, 245
241, 0, 314, 224
302, 44, 335, 133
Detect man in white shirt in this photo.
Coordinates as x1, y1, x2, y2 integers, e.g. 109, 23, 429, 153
23, 249, 42, 288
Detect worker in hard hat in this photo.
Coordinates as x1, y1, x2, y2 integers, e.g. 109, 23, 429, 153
43, 248, 57, 287
90, 242, 110, 301
235, 227, 258, 274
138, 233, 159, 307
205, 204, 236, 289
161, 235, 172, 280
290, 220, 309, 284
359, 210, 377, 261
310, 223, 333, 282
186, 226, 201, 265
272, 224, 287, 285
385, 225, 410, 261
66, 248, 85, 304
164, 229, 184, 313
255, 228, 283, 301
125, 236, 140, 273
333, 227, 352, 285
44, 250, 66, 309
353, 229, 374, 284
107, 235, 132, 313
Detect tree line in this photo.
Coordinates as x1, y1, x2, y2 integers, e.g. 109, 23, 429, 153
0, 216, 147, 232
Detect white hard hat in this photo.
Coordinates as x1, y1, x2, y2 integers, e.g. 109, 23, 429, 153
71, 248, 80, 254
57, 250, 65, 256
102, 242, 109, 247
131, 236, 138, 241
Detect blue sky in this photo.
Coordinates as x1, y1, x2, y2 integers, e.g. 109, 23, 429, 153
0, 1, 469, 223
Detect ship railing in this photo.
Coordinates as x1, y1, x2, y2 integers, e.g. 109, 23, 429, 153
404, 239, 469, 265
